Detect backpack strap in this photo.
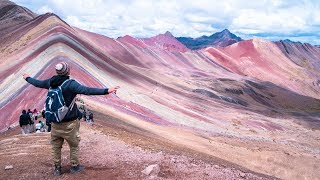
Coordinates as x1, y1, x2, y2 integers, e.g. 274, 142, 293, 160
68, 97, 76, 111
60, 79, 72, 87
59, 79, 76, 109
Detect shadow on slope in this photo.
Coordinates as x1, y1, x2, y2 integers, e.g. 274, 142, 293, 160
192, 78, 320, 130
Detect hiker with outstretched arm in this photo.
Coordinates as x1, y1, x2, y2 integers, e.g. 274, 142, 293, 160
23, 62, 119, 176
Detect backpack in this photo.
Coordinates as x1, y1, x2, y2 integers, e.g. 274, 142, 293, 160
89, 113, 93, 119
45, 79, 75, 123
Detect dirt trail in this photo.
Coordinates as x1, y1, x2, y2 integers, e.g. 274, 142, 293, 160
0, 118, 269, 180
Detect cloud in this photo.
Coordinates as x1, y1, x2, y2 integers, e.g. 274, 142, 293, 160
10, 0, 320, 44
36, 5, 54, 14
231, 9, 307, 33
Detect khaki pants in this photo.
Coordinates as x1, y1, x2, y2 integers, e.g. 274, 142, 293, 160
51, 120, 80, 167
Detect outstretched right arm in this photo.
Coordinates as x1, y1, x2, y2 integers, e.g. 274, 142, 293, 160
23, 74, 50, 89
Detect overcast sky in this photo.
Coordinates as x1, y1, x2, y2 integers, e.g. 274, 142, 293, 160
11, 0, 320, 45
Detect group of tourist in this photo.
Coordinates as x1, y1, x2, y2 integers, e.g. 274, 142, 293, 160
19, 108, 50, 134
82, 109, 94, 124
19, 106, 95, 134
78, 100, 94, 124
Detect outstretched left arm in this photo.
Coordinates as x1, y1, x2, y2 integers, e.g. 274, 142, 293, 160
69, 79, 120, 95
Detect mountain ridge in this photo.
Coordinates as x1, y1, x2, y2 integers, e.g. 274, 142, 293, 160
176, 29, 243, 49
118, 31, 189, 52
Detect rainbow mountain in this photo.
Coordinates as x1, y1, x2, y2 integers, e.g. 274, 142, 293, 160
0, 1, 320, 179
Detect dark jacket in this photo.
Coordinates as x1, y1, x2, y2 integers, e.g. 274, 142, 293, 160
20, 111, 31, 127
26, 75, 109, 123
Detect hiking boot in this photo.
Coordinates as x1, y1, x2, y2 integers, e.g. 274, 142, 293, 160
53, 166, 62, 176
70, 165, 85, 174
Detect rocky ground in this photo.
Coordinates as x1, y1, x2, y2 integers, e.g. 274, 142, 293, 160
0, 114, 271, 180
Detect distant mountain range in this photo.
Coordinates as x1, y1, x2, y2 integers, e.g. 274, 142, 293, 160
176, 29, 242, 50
118, 29, 243, 51
118, 31, 188, 52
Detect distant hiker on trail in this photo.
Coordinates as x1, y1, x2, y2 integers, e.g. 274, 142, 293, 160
19, 110, 31, 134
82, 110, 86, 121
27, 109, 32, 117
23, 62, 120, 176
33, 108, 38, 120
35, 120, 44, 133
89, 111, 94, 123
86, 111, 94, 126
27, 108, 35, 132
86, 113, 90, 123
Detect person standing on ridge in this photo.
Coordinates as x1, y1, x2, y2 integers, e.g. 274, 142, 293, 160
35, 120, 44, 133
19, 109, 31, 134
33, 108, 38, 121
89, 111, 94, 122
27, 109, 33, 117
82, 110, 86, 122
23, 62, 120, 176
27, 109, 34, 132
